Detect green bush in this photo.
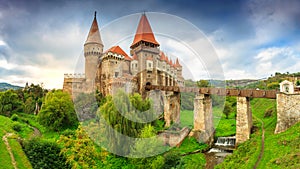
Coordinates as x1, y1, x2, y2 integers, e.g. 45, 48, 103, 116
12, 122, 22, 132
22, 138, 70, 169
11, 114, 19, 121
38, 90, 78, 131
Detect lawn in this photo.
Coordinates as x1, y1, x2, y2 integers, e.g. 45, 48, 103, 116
0, 115, 14, 169
8, 138, 32, 169
180, 107, 237, 137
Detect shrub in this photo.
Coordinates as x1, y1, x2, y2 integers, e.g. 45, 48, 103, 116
11, 114, 19, 121
264, 108, 273, 118
22, 138, 70, 169
12, 122, 22, 132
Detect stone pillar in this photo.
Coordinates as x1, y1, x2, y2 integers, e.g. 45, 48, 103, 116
172, 92, 181, 124
191, 94, 214, 145
236, 97, 252, 145
164, 95, 171, 127
275, 93, 300, 133
161, 74, 165, 86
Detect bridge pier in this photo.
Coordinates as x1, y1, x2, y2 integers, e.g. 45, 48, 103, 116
191, 94, 214, 145
236, 96, 252, 145
164, 92, 180, 127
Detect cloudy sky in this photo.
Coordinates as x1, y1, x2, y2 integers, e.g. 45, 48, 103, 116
1, 0, 300, 89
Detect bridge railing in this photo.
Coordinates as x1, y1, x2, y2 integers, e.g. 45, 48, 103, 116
145, 85, 277, 99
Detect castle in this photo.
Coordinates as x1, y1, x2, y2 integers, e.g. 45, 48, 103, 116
63, 12, 184, 97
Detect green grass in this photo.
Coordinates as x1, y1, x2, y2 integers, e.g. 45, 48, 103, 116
8, 138, 32, 169
214, 106, 236, 137
180, 110, 193, 128
0, 138, 14, 169
17, 113, 46, 133
0, 116, 14, 169
176, 137, 208, 154
180, 107, 237, 137
261, 122, 300, 168
215, 98, 300, 168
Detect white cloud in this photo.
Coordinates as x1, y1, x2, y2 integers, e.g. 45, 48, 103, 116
254, 47, 300, 77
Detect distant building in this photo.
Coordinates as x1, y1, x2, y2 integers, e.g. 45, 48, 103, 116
63, 12, 184, 97
280, 80, 294, 94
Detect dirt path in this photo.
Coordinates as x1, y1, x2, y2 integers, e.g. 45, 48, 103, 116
2, 133, 18, 169
253, 119, 265, 169
30, 126, 41, 138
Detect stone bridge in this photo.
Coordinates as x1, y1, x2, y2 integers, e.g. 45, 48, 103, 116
145, 84, 300, 146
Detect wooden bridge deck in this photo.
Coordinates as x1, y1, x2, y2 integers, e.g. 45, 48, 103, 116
145, 85, 277, 99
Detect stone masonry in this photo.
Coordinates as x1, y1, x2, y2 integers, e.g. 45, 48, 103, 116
191, 94, 214, 145
275, 93, 300, 133
236, 96, 252, 145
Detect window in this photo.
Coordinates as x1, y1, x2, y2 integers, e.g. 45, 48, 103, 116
145, 54, 147, 57
148, 63, 152, 68
135, 63, 138, 68
115, 72, 119, 77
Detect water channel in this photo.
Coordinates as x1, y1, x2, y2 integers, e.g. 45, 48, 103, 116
204, 136, 236, 169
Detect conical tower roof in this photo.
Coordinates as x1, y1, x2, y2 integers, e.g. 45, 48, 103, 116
130, 13, 159, 48
85, 12, 103, 45
175, 58, 182, 67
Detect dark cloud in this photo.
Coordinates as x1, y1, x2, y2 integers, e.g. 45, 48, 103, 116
0, 0, 300, 86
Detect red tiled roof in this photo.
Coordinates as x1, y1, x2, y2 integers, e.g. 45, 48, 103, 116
106, 46, 132, 60
130, 14, 159, 48
85, 12, 103, 45
160, 51, 166, 61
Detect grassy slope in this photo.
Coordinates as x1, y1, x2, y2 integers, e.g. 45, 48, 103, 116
8, 139, 32, 169
0, 115, 33, 169
0, 116, 14, 169
216, 98, 299, 168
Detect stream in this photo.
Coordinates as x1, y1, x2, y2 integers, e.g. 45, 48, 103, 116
204, 136, 236, 169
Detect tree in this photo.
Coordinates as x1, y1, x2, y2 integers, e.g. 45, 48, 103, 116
197, 80, 210, 87
130, 125, 166, 168
98, 90, 152, 155
296, 80, 300, 86
267, 82, 279, 89
38, 90, 78, 131
0, 89, 23, 117
58, 125, 99, 169
223, 102, 232, 119
74, 93, 98, 121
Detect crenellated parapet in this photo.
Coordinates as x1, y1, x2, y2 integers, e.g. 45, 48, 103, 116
64, 73, 86, 79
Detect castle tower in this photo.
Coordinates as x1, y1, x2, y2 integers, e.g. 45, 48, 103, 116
130, 13, 160, 93
84, 11, 103, 85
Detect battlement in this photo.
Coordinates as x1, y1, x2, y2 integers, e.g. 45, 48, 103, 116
64, 73, 86, 79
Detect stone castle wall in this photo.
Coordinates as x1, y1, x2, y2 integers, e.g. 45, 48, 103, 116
275, 93, 300, 133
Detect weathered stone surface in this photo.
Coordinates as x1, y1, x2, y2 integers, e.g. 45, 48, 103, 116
163, 92, 181, 127
193, 94, 214, 145
194, 94, 213, 131
189, 129, 214, 146
236, 97, 252, 145
275, 93, 300, 133
159, 127, 190, 147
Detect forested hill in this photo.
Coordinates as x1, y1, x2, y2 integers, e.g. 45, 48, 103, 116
0, 82, 22, 91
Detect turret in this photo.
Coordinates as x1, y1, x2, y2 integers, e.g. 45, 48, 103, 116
84, 11, 103, 83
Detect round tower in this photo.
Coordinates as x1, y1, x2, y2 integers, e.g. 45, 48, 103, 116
84, 11, 103, 82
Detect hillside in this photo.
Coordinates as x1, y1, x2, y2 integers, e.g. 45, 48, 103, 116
0, 83, 22, 91
0, 115, 32, 169
216, 98, 300, 169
